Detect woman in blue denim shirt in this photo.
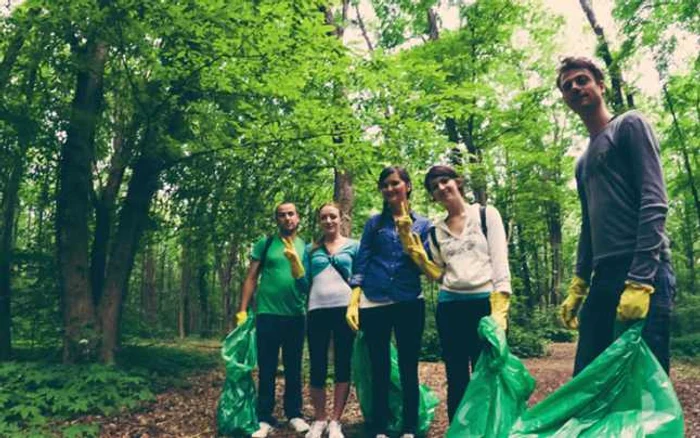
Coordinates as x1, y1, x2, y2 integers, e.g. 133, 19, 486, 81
346, 166, 432, 438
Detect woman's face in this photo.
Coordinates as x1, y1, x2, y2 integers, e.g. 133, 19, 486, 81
428, 176, 461, 205
319, 205, 341, 236
379, 171, 410, 206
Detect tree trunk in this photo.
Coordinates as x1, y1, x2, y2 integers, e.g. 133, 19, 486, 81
98, 153, 163, 364
179, 244, 192, 339
0, 157, 21, 360
140, 243, 157, 329
197, 262, 209, 336
56, 37, 108, 363
516, 224, 534, 308
546, 201, 563, 306
578, 0, 628, 113
427, 8, 439, 41
0, 59, 37, 361
334, 169, 354, 237
91, 118, 135, 304
217, 240, 239, 333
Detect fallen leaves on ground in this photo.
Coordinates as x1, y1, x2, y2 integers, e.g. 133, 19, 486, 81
68, 343, 699, 437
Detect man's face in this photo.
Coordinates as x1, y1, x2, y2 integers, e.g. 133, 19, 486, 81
276, 203, 299, 236
559, 68, 605, 114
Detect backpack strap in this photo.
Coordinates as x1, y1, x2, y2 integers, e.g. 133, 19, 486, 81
429, 226, 440, 254
480, 205, 488, 239
256, 235, 274, 275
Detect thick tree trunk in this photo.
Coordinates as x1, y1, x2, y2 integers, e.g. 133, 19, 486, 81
0, 157, 22, 360
0, 59, 37, 361
57, 38, 108, 363
98, 153, 162, 364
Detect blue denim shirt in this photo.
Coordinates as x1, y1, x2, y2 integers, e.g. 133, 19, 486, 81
349, 211, 432, 302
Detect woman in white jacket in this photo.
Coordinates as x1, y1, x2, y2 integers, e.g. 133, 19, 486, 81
423, 164, 513, 421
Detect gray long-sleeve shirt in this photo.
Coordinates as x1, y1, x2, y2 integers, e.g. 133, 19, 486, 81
574, 110, 670, 284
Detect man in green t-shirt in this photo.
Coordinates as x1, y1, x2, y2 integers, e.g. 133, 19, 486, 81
236, 202, 309, 437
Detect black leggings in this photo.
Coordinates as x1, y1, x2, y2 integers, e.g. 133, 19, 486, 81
360, 299, 425, 435
436, 298, 491, 421
307, 306, 356, 387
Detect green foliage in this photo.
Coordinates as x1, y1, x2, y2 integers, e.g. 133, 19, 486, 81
0, 342, 218, 436
671, 295, 700, 338
507, 324, 549, 358
0, 362, 152, 435
671, 334, 700, 358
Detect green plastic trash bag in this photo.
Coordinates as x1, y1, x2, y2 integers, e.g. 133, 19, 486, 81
510, 322, 683, 437
217, 315, 258, 436
446, 316, 536, 438
352, 330, 439, 436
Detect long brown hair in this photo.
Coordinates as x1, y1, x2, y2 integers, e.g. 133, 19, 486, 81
310, 202, 343, 253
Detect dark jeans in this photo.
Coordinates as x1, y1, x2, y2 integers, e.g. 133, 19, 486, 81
256, 314, 305, 423
360, 299, 425, 435
307, 306, 355, 387
574, 257, 675, 376
436, 298, 491, 421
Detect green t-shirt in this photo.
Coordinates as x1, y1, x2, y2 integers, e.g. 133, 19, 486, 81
251, 235, 306, 316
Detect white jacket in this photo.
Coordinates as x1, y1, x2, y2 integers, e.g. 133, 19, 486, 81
428, 204, 512, 294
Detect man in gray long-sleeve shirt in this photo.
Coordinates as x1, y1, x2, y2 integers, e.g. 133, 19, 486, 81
557, 57, 675, 375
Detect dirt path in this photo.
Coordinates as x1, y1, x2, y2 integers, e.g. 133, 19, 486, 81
76, 343, 700, 437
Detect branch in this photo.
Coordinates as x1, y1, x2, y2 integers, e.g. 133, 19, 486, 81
164, 130, 354, 169
354, 3, 374, 52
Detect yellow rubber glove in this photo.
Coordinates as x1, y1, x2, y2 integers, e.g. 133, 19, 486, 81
490, 291, 510, 331
235, 310, 248, 326
282, 237, 305, 279
404, 233, 443, 281
346, 287, 362, 331
559, 276, 589, 329
617, 281, 655, 321
396, 202, 415, 249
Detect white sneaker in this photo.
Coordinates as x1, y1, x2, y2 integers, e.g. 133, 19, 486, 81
290, 417, 311, 433
327, 420, 344, 438
400, 434, 415, 438
252, 422, 273, 438
375, 435, 389, 438
305, 420, 327, 438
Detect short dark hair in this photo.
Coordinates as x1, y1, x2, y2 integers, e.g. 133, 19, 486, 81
556, 57, 605, 90
275, 201, 297, 216
424, 165, 465, 196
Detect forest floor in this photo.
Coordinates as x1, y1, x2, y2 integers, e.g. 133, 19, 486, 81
69, 343, 700, 437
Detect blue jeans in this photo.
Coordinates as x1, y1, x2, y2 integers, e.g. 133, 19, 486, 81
574, 256, 675, 376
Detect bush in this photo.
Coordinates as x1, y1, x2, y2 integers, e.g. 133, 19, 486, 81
671, 333, 700, 358
507, 325, 549, 358
671, 295, 700, 337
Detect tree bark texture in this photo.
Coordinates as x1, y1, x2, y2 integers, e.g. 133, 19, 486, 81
57, 38, 108, 363
98, 153, 163, 364
334, 168, 354, 237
